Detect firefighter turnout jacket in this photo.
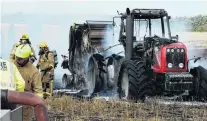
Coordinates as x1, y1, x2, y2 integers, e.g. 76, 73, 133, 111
10, 59, 43, 98
38, 51, 54, 83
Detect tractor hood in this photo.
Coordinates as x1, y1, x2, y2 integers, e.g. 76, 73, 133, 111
153, 41, 188, 73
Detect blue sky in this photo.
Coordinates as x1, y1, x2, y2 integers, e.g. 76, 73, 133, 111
1, 0, 207, 17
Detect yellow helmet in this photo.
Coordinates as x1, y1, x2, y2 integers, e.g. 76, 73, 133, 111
39, 42, 48, 48
20, 33, 29, 40
15, 44, 32, 58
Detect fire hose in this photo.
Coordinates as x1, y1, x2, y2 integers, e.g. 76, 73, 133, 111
1, 89, 49, 121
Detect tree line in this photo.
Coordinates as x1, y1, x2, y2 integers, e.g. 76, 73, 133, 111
188, 15, 207, 32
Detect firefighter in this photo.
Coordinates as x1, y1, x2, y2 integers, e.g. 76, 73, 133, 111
0, 58, 25, 109
36, 42, 54, 99
10, 33, 37, 64
10, 44, 43, 121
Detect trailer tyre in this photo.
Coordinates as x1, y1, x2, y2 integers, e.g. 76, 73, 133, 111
87, 55, 106, 95
61, 74, 73, 88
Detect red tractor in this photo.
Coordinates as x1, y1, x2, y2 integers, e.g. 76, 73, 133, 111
86, 8, 207, 101
112, 8, 207, 101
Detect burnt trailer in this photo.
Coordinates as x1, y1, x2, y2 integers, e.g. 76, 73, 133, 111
60, 20, 116, 95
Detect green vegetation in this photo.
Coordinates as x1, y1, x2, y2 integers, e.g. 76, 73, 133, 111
189, 15, 207, 32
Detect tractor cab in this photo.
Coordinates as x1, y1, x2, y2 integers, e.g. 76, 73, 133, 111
115, 8, 187, 73
115, 8, 198, 100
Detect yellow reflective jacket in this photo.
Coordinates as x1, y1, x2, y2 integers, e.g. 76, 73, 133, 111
10, 43, 36, 63
10, 59, 43, 98
0, 58, 25, 92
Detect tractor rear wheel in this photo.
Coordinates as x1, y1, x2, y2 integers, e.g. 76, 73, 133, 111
117, 60, 156, 101
135, 61, 156, 101
117, 60, 139, 100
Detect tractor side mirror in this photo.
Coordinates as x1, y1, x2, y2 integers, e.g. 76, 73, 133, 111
171, 35, 179, 41
168, 16, 171, 19
126, 8, 130, 15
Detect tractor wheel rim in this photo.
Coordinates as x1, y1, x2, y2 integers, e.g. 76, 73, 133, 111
87, 58, 96, 95
120, 69, 129, 99
107, 64, 115, 88
62, 75, 67, 88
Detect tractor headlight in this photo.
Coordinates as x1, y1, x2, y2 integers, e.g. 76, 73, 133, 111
168, 63, 173, 68
171, 49, 174, 52
181, 49, 184, 52
179, 63, 184, 68
167, 49, 170, 52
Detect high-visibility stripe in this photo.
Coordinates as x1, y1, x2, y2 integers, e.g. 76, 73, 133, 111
0, 82, 15, 90
0, 61, 16, 90
9, 62, 16, 90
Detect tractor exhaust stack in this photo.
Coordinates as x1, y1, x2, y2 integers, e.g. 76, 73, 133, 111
125, 8, 133, 60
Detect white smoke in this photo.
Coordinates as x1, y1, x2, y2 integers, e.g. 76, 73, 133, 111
177, 32, 207, 70
101, 23, 125, 57
187, 49, 207, 70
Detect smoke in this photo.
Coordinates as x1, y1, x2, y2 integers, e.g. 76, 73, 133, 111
187, 49, 207, 70
177, 32, 207, 70
101, 24, 125, 57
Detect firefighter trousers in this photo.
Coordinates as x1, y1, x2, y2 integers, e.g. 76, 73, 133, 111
22, 105, 33, 121
42, 80, 53, 98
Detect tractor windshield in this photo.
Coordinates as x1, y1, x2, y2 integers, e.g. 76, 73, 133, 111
133, 18, 170, 41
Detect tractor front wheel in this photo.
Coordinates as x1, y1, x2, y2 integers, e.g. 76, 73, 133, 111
190, 66, 207, 101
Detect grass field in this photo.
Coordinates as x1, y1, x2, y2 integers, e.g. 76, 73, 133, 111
45, 96, 207, 121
